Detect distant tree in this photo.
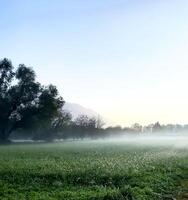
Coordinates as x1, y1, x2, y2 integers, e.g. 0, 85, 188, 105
152, 122, 162, 133
74, 115, 90, 127
72, 115, 99, 138
131, 123, 142, 133
74, 115, 100, 129
96, 115, 105, 129
104, 126, 122, 135
52, 111, 72, 130
0, 58, 64, 142
50, 111, 72, 139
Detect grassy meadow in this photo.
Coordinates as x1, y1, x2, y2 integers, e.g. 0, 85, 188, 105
0, 141, 187, 200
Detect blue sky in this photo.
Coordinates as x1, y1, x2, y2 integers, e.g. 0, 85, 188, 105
1, 0, 188, 126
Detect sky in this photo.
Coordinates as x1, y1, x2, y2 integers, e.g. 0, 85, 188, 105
1, 0, 188, 126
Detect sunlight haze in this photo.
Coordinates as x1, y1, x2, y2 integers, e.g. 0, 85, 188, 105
1, 0, 188, 126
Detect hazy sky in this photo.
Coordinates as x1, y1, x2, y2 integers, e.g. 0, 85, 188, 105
1, 0, 188, 126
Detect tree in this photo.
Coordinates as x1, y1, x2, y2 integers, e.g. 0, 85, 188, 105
72, 115, 99, 139
50, 111, 72, 139
52, 111, 72, 131
152, 122, 162, 133
131, 123, 142, 133
0, 58, 64, 142
96, 115, 105, 129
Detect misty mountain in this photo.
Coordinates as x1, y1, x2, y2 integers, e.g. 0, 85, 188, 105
63, 103, 99, 119
63, 103, 115, 127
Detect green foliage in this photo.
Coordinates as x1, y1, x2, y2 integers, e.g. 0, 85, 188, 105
0, 142, 187, 199
0, 58, 64, 141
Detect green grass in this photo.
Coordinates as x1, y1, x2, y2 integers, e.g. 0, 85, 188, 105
0, 141, 187, 200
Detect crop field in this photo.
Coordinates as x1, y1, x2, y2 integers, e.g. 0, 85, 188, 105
0, 141, 187, 200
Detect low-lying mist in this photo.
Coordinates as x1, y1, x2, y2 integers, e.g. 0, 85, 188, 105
12, 131, 188, 149
99, 133, 188, 148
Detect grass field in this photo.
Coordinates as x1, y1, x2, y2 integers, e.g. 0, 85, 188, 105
0, 141, 187, 200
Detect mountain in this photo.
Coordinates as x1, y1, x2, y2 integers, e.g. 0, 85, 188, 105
63, 103, 99, 119
62, 103, 115, 127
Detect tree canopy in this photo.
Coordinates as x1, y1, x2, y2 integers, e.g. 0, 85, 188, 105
0, 58, 64, 142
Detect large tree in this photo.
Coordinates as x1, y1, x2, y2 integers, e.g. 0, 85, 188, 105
0, 58, 64, 142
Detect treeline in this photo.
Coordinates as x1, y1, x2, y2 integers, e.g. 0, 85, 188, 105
12, 114, 105, 141
11, 117, 188, 141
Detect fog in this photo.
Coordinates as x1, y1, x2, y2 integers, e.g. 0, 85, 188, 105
11, 132, 188, 149
98, 133, 188, 148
